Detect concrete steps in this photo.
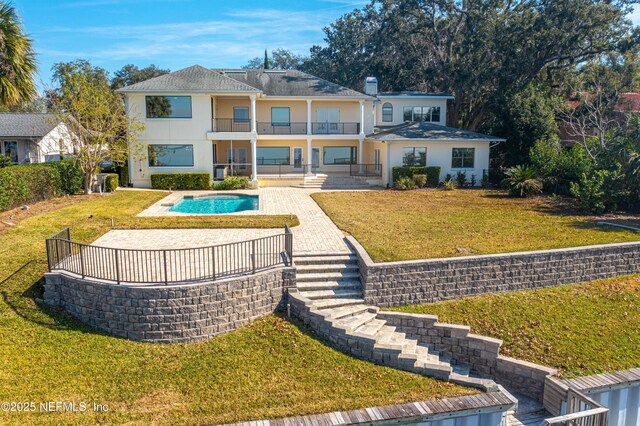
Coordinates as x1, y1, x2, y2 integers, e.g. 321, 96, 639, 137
292, 252, 496, 390
293, 174, 376, 190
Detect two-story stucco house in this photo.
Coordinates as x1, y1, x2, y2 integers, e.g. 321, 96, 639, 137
117, 65, 504, 188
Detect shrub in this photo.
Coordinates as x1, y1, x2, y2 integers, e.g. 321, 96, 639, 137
150, 173, 211, 190
570, 169, 625, 214
394, 177, 416, 190
442, 179, 457, 191
413, 174, 427, 188
0, 164, 63, 211
119, 165, 129, 187
501, 165, 543, 197
455, 171, 468, 187
392, 166, 440, 187
481, 172, 489, 188
0, 155, 12, 168
104, 173, 119, 192
43, 160, 83, 195
470, 174, 477, 187
214, 175, 250, 190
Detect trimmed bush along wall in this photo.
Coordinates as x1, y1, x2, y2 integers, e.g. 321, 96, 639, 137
150, 173, 211, 190
392, 166, 441, 187
0, 161, 83, 211
104, 173, 119, 192
44, 266, 296, 343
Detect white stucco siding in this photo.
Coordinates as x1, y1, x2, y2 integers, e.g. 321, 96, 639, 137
386, 140, 490, 186
127, 93, 214, 188
375, 97, 449, 127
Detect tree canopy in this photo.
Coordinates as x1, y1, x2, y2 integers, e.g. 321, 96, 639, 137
243, 48, 306, 70
110, 64, 170, 90
0, 1, 37, 106
303, 0, 639, 130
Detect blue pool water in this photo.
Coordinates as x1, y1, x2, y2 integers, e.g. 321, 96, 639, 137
169, 195, 259, 214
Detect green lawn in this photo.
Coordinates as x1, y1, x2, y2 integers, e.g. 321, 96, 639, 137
0, 191, 472, 425
312, 190, 640, 262
391, 275, 640, 377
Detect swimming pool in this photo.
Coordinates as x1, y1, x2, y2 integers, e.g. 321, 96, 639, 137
169, 195, 259, 214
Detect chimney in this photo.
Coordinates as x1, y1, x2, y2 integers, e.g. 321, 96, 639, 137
364, 77, 378, 96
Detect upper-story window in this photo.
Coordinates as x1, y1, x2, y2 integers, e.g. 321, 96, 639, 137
146, 96, 192, 119
382, 103, 393, 122
271, 107, 290, 126
403, 106, 441, 123
233, 107, 249, 123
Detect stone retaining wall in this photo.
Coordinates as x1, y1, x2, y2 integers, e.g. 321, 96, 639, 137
44, 267, 295, 343
377, 311, 556, 400
347, 237, 640, 307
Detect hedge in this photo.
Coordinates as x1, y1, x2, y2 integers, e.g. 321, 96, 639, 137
43, 160, 84, 195
0, 164, 63, 211
150, 173, 211, 190
104, 174, 119, 192
392, 166, 441, 187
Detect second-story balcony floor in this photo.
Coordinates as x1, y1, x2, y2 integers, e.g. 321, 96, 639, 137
210, 118, 360, 136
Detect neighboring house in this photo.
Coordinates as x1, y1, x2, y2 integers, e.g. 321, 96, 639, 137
0, 113, 73, 164
116, 65, 504, 187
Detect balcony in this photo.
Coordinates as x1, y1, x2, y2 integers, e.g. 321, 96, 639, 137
211, 118, 361, 135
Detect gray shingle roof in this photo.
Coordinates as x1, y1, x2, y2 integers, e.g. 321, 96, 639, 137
215, 69, 371, 98
0, 113, 60, 138
368, 122, 505, 141
115, 65, 260, 93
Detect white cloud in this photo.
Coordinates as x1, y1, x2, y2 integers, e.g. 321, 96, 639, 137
630, 7, 640, 26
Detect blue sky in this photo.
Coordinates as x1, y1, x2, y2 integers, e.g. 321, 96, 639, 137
15, 1, 640, 88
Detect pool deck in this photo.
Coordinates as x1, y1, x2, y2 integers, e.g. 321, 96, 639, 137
94, 187, 358, 254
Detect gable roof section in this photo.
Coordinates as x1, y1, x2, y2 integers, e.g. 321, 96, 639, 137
0, 113, 61, 138
368, 122, 505, 142
215, 68, 371, 98
116, 65, 260, 94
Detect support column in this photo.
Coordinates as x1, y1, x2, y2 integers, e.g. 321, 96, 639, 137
250, 137, 257, 183
307, 137, 313, 175
250, 96, 257, 133
359, 100, 365, 174
306, 99, 312, 135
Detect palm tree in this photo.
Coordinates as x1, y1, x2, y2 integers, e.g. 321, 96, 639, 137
0, 2, 37, 106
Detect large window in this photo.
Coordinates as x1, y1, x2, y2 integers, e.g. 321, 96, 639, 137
233, 106, 249, 123
271, 107, 290, 126
403, 106, 441, 123
323, 146, 357, 165
402, 147, 426, 166
148, 144, 194, 167
146, 96, 192, 119
256, 147, 290, 165
382, 102, 393, 122
452, 148, 475, 169
3, 141, 18, 163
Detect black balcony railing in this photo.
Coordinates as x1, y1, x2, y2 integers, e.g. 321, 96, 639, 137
212, 118, 251, 132
312, 122, 360, 135
211, 118, 361, 135
257, 122, 307, 135
349, 164, 383, 177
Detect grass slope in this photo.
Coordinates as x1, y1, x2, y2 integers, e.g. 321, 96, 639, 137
0, 191, 471, 425
391, 276, 640, 377
312, 190, 640, 262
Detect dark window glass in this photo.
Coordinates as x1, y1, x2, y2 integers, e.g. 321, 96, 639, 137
233, 107, 249, 123
402, 147, 427, 166
323, 146, 357, 165
431, 107, 441, 122
3, 141, 18, 163
403, 107, 413, 122
271, 107, 290, 126
148, 144, 194, 167
382, 103, 393, 122
256, 147, 290, 165
146, 96, 192, 118
452, 148, 475, 169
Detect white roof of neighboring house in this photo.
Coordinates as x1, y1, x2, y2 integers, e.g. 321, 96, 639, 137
368, 122, 505, 142
377, 91, 454, 99
0, 113, 61, 139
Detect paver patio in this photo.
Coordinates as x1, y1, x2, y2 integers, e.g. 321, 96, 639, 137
93, 187, 353, 254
